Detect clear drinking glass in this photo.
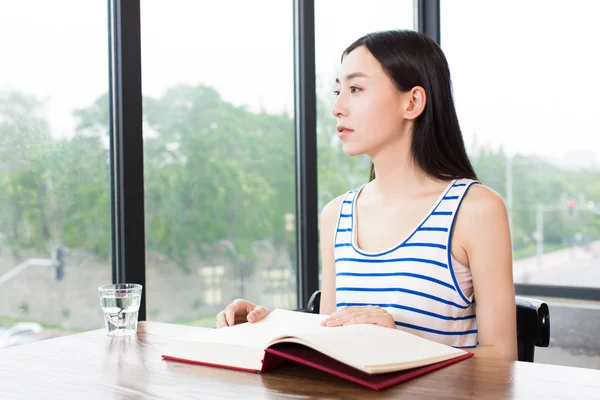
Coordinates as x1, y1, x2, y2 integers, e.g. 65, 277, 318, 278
98, 283, 143, 336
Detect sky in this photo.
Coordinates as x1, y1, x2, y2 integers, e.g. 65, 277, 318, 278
1, 0, 599, 164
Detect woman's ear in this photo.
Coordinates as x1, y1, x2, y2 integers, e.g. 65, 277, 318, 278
403, 86, 426, 120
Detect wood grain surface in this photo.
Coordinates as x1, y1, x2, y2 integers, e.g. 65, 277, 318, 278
1, 321, 599, 399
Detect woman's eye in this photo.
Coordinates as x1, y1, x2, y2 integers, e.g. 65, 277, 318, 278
333, 87, 360, 96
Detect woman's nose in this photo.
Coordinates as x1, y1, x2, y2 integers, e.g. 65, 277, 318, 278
331, 96, 347, 118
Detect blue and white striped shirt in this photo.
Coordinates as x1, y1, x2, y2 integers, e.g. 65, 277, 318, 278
334, 178, 479, 348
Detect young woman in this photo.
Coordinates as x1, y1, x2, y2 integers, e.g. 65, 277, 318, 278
216, 29, 517, 360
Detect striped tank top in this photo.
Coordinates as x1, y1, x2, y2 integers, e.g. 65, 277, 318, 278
334, 178, 479, 349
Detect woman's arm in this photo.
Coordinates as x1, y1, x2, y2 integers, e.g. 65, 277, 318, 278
319, 195, 345, 316
456, 185, 518, 361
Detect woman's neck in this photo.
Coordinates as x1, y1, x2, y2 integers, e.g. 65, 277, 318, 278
369, 140, 437, 204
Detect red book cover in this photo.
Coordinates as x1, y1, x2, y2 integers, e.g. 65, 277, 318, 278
264, 343, 473, 391
163, 343, 473, 391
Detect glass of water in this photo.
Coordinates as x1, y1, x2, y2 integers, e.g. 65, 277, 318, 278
98, 283, 143, 336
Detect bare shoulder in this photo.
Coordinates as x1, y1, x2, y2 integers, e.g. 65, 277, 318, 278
454, 183, 510, 255
452, 184, 511, 267
320, 193, 347, 230
459, 183, 508, 219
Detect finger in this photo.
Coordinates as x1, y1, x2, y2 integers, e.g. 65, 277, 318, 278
236, 299, 256, 315
321, 314, 342, 326
321, 312, 345, 325
342, 314, 378, 326
216, 311, 227, 328
320, 313, 337, 325
225, 305, 237, 326
248, 306, 269, 323
344, 313, 395, 328
329, 306, 382, 321
326, 310, 377, 327
322, 306, 371, 321
321, 306, 380, 325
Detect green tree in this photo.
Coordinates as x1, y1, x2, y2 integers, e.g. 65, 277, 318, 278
0, 90, 111, 259
3, 84, 599, 272
0, 91, 55, 253
142, 84, 293, 271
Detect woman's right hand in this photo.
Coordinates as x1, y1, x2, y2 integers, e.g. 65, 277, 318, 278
216, 299, 270, 328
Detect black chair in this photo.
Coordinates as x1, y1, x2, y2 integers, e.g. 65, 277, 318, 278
305, 290, 550, 362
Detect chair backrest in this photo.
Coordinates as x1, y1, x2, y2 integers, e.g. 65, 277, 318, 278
306, 290, 321, 314
515, 296, 550, 362
305, 290, 550, 362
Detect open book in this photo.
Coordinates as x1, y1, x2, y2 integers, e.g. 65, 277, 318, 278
162, 309, 473, 390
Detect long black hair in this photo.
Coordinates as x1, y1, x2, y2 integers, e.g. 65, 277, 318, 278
342, 29, 478, 182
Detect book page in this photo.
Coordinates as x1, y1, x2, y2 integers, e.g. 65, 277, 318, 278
165, 309, 466, 374
171, 309, 329, 351
275, 324, 467, 374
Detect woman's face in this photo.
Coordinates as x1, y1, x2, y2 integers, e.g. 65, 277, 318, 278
331, 45, 410, 157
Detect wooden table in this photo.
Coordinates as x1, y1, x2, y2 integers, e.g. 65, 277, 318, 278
1, 321, 600, 399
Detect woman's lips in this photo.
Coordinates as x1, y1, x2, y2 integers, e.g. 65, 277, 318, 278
337, 128, 354, 139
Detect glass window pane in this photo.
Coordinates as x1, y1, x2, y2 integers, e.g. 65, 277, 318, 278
141, 0, 297, 327
441, 0, 600, 290
315, 0, 415, 282
0, 1, 110, 347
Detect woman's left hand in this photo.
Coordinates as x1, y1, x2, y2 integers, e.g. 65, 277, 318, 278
320, 306, 396, 329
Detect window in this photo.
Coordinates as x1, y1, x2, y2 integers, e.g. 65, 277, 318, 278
141, 1, 297, 327
315, 0, 415, 281
0, 0, 110, 341
198, 265, 224, 305
441, 0, 600, 289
